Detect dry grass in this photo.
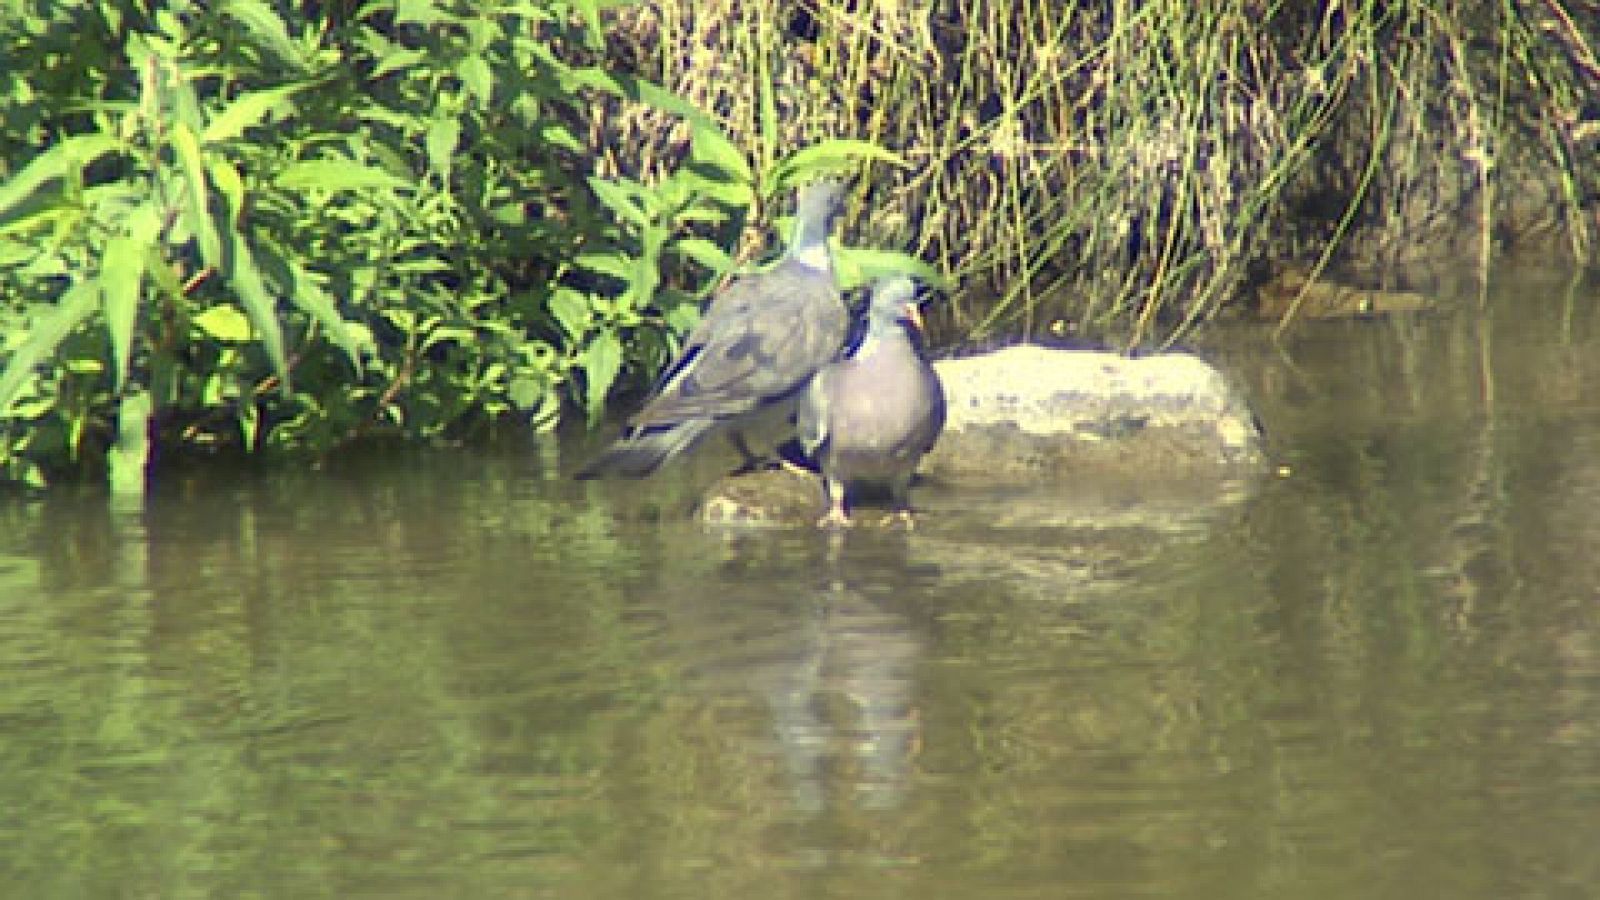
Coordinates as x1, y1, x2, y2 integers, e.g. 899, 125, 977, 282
600, 0, 1599, 347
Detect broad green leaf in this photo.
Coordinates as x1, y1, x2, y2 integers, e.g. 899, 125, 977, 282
664, 298, 701, 333
536, 121, 584, 153
586, 176, 650, 228
100, 232, 149, 393
771, 140, 908, 190
553, 61, 715, 130
221, 0, 306, 71
458, 54, 493, 108
831, 246, 947, 292
192, 305, 254, 342
570, 0, 603, 48
574, 251, 633, 282
0, 279, 100, 416
202, 83, 304, 144
286, 259, 366, 373
170, 122, 222, 268
165, 68, 207, 137
508, 374, 545, 411
687, 176, 754, 209
425, 118, 460, 179
395, 0, 448, 26
227, 231, 291, 394
0, 134, 120, 218
673, 237, 733, 272
582, 330, 622, 424
276, 159, 411, 192
109, 392, 152, 497
548, 288, 590, 341
690, 123, 753, 183
208, 156, 245, 227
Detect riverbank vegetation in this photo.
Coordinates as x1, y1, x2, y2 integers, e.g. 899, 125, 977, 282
2, 1, 1596, 489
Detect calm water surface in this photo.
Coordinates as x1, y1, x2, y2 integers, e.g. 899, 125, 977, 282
3, 268, 1599, 898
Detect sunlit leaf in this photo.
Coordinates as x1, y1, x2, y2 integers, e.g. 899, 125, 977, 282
170, 122, 222, 268
548, 288, 590, 341
458, 54, 493, 108
831, 246, 947, 292
688, 176, 755, 209
771, 140, 908, 191
582, 330, 622, 424
569, 0, 603, 48
554, 61, 715, 130
536, 120, 584, 153
586, 176, 650, 228
673, 237, 733, 273
574, 251, 633, 282
691, 123, 753, 183
0, 279, 100, 416
0, 134, 120, 219
276, 159, 411, 191
208, 156, 245, 226
426, 118, 460, 179
202, 83, 305, 144
192, 305, 254, 342
395, 0, 448, 26
508, 374, 544, 411
100, 231, 149, 393
221, 0, 306, 71
371, 47, 425, 79
286, 259, 367, 373
164, 67, 207, 137
227, 231, 291, 394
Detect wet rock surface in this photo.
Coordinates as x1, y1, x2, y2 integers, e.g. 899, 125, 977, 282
699, 346, 1265, 528
924, 346, 1263, 481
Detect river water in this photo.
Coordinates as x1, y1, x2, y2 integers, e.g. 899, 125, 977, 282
2, 266, 1598, 898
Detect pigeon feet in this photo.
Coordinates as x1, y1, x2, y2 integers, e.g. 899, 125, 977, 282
878, 509, 917, 530
816, 505, 854, 529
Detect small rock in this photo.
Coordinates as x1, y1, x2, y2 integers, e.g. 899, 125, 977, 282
698, 467, 823, 527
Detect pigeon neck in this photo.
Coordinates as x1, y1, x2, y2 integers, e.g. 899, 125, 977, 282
789, 235, 831, 271
856, 321, 905, 357
788, 201, 834, 271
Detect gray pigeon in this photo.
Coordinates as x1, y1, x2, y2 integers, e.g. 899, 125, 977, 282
577, 180, 847, 478
798, 276, 946, 527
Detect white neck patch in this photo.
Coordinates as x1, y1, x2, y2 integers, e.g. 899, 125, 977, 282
792, 241, 831, 270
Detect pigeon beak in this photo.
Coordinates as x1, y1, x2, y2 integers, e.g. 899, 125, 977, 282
902, 301, 925, 332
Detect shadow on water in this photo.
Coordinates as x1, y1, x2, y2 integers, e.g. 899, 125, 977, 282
2, 265, 1600, 897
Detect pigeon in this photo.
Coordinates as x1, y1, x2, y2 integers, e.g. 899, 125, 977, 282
577, 179, 848, 478
798, 276, 946, 527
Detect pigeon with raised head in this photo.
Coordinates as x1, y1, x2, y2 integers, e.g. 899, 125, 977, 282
798, 276, 945, 527
577, 180, 848, 478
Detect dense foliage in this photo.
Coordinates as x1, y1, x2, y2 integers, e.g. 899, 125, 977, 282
0, 0, 909, 490
6, 1, 1596, 491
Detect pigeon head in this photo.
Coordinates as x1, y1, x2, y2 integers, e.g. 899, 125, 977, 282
868, 276, 925, 332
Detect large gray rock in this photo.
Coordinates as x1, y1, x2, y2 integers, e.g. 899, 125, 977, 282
695, 345, 1265, 528
923, 345, 1262, 482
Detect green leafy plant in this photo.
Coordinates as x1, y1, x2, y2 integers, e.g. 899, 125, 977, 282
0, 0, 679, 490
0, 0, 925, 492
565, 120, 925, 421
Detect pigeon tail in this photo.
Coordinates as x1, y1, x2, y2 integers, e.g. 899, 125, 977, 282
575, 419, 713, 479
